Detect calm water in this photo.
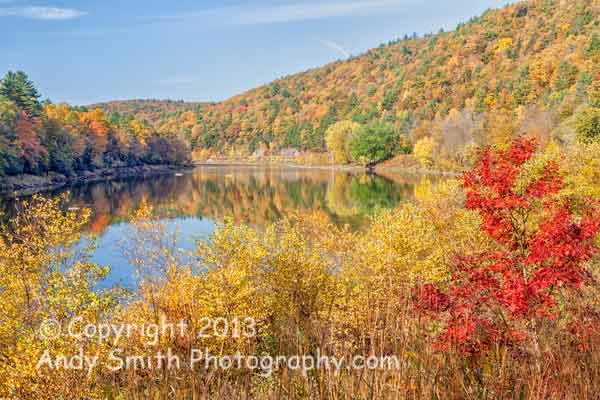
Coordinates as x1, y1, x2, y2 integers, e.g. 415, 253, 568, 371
1, 166, 421, 287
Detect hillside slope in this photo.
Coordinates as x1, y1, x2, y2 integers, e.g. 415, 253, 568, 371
90, 99, 208, 126
100, 0, 600, 167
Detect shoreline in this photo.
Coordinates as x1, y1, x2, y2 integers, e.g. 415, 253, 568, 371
193, 161, 366, 171
194, 159, 462, 176
0, 160, 459, 198
0, 164, 193, 198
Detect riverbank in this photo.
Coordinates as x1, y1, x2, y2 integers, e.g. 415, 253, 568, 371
195, 160, 462, 178
0, 164, 192, 197
194, 161, 365, 172
195, 153, 463, 176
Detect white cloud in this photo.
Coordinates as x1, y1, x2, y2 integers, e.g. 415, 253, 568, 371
316, 38, 350, 58
162, 0, 404, 25
0, 6, 86, 20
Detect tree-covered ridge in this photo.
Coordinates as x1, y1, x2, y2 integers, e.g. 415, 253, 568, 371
0, 72, 191, 177
90, 99, 211, 126
124, 0, 600, 166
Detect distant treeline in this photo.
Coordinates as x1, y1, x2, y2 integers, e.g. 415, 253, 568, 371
0, 71, 190, 177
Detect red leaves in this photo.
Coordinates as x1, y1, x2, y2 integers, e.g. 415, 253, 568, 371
414, 138, 600, 355
15, 111, 46, 170
464, 138, 535, 199
463, 138, 562, 246
525, 161, 562, 198
413, 283, 450, 313
527, 208, 598, 268
434, 313, 502, 355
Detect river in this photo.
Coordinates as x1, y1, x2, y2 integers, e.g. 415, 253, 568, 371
1, 166, 426, 287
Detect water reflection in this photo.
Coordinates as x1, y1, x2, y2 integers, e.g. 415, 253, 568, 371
0, 167, 422, 286
9, 167, 417, 234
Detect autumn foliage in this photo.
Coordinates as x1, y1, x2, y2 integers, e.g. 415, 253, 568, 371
0, 72, 191, 177
2, 137, 600, 398
2, 0, 600, 395
100, 0, 600, 168
415, 138, 600, 354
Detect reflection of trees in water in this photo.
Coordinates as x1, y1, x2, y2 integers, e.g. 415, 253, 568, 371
349, 175, 413, 213
3, 168, 418, 234
326, 174, 359, 217
325, 173, 414, 225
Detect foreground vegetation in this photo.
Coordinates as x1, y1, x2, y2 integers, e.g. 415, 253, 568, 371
1, 136, 599, 399
2, 1, 600, 397
0, 71, 190, 178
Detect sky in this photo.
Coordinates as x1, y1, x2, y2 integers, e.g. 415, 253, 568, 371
1, 0, 514, 105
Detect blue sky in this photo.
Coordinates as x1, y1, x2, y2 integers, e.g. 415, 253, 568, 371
1, 0, 513, 105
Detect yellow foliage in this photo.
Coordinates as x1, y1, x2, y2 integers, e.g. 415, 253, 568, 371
530, 57, 555, 87
497, 37, 514, 52
413, 136, 437, 168
484, 94, 497, 109
563, 142, 600, 200
326, 173, 359, 216
128, 119, 149, 144
0, 194, 118, 398
325, 120, 360, 164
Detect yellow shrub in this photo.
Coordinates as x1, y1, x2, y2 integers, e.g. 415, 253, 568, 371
413, 136, 437, 168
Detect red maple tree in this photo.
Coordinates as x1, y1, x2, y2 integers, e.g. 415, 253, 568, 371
415, 138, 600, 354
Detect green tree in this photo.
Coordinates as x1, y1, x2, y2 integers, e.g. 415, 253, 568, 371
586, 32, 600, 57
381, 86, 400, 111
284, 123, 302, 149
41, 119, 75, 175
553, 61, 578, 92
0, 71, 42, 117
349, 121, 402, 165
0, 97, 21, 175
575, 107, 600, 144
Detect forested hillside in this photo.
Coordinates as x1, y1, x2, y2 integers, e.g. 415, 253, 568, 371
113, 0, 600, 168
90, 99, 209, 126
0, 72, 191, 178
